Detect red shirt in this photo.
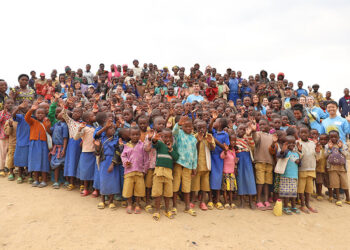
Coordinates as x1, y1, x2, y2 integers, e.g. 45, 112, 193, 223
205, 87, 218, 101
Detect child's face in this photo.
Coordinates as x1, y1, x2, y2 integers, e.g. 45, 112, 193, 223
138, 118, 149, 132
197, 122, 207, 135
236, 126, 245, 138
130, 129, 141, 143
106, 126, 116, 137
329, 132, 339, 144
278, 131, 287, 143
299, 128, 309, 141
123, 110, 133, 123
236, 99, 242, 106
174, 104, 183, 115
259, 120, 269, 133
319, 135, 329, 146
293, 110, 302, 120
287, 138, 296, 151
310, 130, 319, 139
154, 118, 165, 132
229, 135, 236, 147
35, 108, 46, 121
282, 116, 289, 125
72, 108, 82, 121
262, 98, 269, 106
161, 131, 173, 147
273, 119, 281, 130
182, 120, 193, 134
266, 109, 272, 118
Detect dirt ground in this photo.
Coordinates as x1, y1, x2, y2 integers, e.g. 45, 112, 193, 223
1, 176, 350, 250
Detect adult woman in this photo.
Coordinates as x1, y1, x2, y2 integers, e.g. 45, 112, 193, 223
271, 98, 282, 116
299, 95, 307, 107
252, 94, 266, 115
108, 64, 121, 83
306, 96, 328, 134
11, 74, 35, 104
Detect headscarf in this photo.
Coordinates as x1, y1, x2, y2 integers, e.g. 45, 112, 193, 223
108, 64, 121, 82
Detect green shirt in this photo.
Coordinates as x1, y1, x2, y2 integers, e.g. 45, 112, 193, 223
48, 101, 58, 125
153, 140, 179, 169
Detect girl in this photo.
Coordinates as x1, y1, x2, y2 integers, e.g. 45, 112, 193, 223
236, 123, 256, 209
74, 112, 97, 196
252, 94, 266, 115
61, 105, 83, 190
220, 134, 238, 209
96, 125, 119, 209
277, 136, 301, 215
25, 101, 51, 187
208, 112, 230, 210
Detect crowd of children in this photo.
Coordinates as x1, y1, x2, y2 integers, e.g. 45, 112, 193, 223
0, 62, 350, 220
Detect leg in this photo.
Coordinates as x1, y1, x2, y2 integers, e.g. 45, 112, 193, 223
154, 197, 161, 213
263, 184, 269, 203
184, 192, 190, 211
344, 190, 350, 202
256, 184, 263, 203
239, 195, 244, 208
223, 190, 228, 204
316, 183, 322, 197
229, 191, 233, 205
54, 168, 59, 183
164, 197, 170, 213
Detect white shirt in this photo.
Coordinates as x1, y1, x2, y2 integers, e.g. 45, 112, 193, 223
83, 71, 94, 84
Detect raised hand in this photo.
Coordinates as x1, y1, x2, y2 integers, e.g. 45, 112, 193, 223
211, 110, 218, 120
246, 127, 252, 136
337, 140, 343, 149
282, 142, 288, 152
315, 142, 321, 153
296, 141, 303, 152
328, 141, 334, 149
272, 133, 278, 143
78, 122, 86, 131
206, 133, 213, 143
31, 102, 39, 110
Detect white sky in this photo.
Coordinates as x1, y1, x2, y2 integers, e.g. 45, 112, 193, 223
1, 0, 349, 100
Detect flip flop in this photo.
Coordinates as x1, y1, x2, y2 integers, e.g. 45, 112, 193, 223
164, 211, 174, 219
256, 202, 266, 211
224, 203, 230, 209
199, 202, 208, 211
291, 207, 300, 214
126, 206, 133, 214
264, 201, 273, 210
207, 202, 214, 210
91, 190, 99, 198
152, 212, 160, 221
215, 202, 224, 210
81, 190, 90, 197
184, 208, 197, 216
308, 207, 318, 213
344, 201, 350, 205
283, 207, 293, 215
336, 201, 343, 207
38, 182, 47, 188
79, 185, 85, 192
52, 182, 60, 189
109, 203, 117, 209
32, 181, 39, 187
67, 184, 75, 191
316, 196, 323, 201
8, 174, 14, 181
134, 206, 141, 214
145, 205, 153, 213
121, 201, 128, 208
190, 202, 195, 209
17, 177, 23, 184
171, 207, 177, 215
97, 202, 105, 209
300, 206, 310, 214
231, 203, 236, 209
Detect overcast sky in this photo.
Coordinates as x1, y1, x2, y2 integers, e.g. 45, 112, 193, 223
1, 0, 349, 100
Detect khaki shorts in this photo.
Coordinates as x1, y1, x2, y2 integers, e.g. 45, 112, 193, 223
297, 176, 314, 194
173, 163, 192, 193
328, 170, 349, 189
316, 172, 329, 187
191, 171, 210, 192
255, 162, 273, 185
6, 145, 15, 170
122, 172, 145, 198
145, 168, 155, 188
152, 175, 173, 197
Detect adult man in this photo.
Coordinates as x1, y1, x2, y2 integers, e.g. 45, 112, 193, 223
308, 84, 324, 107
339, 88, 350, 118
183, 83, 204, 103
83, 64, 94, 84
282, 95, 306, 125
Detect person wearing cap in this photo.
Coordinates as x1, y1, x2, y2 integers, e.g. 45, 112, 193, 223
35, 73, 47, 97
282, 86, 293, 109
308, 84, 324, 107
281, 95, 306, 125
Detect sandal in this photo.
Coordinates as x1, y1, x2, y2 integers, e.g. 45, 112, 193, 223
283, 207, 292, 215
32, 181, 39, 187
316, 196, 323, 201
81, 189, 90, 197
344, 201, 350, 205
109, 203, 117, 209
152, 212, 160, 221
91, 190, 99, 198
189, 202, 195, 209
28, 177, 34, 184
52, 182, 60, 189
164, 211, 174, 219
224, 203, 230, 209
256, 202, 266, 211
17, 177, 23, 184
121, 201, 128, 208
134, 206, 141, 214
145, 205, 153, 213
207, 202, 214, 210
38, 182, 48, 188
215, 202, 224, 210
79, 185, 85, 192
336, 201, 342, 206
199, 202, 208, 211
307, 207, 318, 213
63, 181, 69, 188
97, 202, 105, 209
231, 203, 236, 209
67, 184, 75, 191
171, 207, 177, 215
8, 174, 14, 181
264, 201, 273, 210
184, 208, 197, 216
291, 207, 300, 214
0, 171, 5, 177
126, 206, 133, 214
300, 206, 310, 214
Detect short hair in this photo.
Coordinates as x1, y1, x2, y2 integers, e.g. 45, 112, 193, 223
18, 74, 29, 81
329, 130, 339, 136
292, 104, 303, 112
326, 100, 338, 108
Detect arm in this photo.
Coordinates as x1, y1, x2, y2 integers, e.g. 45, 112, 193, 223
121, 147, 129, 167
4, 120, 13, 136
169, 145, 179, 161
73, 127, 84, 140
24, 109, 35, 125
172, 123, 180, 137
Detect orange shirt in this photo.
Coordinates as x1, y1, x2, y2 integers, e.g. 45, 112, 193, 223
25, 109, 51, 141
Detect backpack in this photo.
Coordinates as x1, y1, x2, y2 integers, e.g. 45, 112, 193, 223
327, 147, 346, 166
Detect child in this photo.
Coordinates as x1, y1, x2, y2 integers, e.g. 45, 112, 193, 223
0, 98, 14, 177
25, 101, 51, 187
315, 134, 330, 200
236, 123, 256, 209
144, 116, 165, 213
172, 116, 198, 216
61, 106, 83, 190
96, 125, 119, 209
280, 115, 290, 131
208, 114, 230, 210
50, 111, 68, 189
298, 126, 318, 213
4, 118, 17, 181
151, 128, 179, 220
12, 100, 30, 183
205, 80, 218, 101
220, 134, 238, 209
191, 120, 215, 210
277, 136, 301, 215
121, 126, 148, 214
74, 112, 97, 196
253, 119, 275, 210
325, 130, 350, 206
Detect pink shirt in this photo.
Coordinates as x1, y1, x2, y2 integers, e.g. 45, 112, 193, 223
220, 149, 236, 174
74, 125, 95, 152
121, 141, 149, 175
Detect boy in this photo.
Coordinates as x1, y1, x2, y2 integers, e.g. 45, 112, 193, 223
151, 128, 179, 220
172, 116, 198, 216
4, 118, 17, 180
315, 134, 330, 200
253, 119, 275, 210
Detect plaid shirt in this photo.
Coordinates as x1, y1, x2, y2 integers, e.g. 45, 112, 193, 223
0, 110, 11, 139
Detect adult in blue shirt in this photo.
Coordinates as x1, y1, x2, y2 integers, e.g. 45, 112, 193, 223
339, 88, 350, 118
227, 71, 239, 104
183, 83, 204, 104
295, 80, 308, 97
321, 101, 350, 143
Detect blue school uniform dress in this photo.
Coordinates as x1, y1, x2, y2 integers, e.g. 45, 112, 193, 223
236, 137, 257, 195
77, 125, 96, 181
99, 136, 119, 195
50, 121, 69, 169
93, 126, 104, 190
210, 129, 230, 190
13, 114, 30, 167
228, 78, 239, 104
64, 137, 82, 177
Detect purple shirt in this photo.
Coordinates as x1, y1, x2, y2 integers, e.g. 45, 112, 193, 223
121, 141, 148, 174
